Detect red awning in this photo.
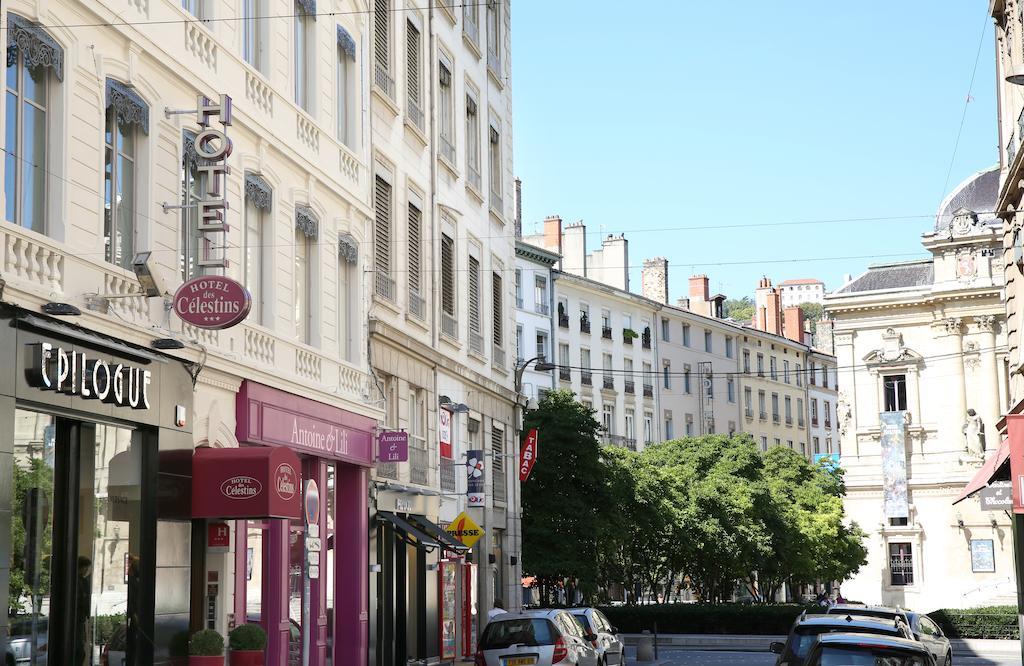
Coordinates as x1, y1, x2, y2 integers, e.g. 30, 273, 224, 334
953, 438, 1011, 505
192, 446, 302, 519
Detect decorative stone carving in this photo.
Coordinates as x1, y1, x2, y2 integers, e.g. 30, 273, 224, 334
338, 233, 358, 263
337, 25, 356, 59
955, 250, 978, 283
864, 328, 920, 365
963, 408, 986, 457
951, 207, 979, 236
943, 317, 963, 335
244, 172, 272, 210
837, 391, 852, 437
296, 0, 316, 17
105, 79, 149, 134
963, 340, 981, 371
6, 13, 64, 81
976, 314, 996, 333
295, 205, 318, 239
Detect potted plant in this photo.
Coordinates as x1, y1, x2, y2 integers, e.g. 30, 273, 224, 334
228, 624, 267, 666
169, 631, 191, 666
623, 328, 639, 340
189, 629, 225, 665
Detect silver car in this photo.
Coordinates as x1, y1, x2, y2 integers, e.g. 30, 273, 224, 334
476, 609, 599, 666
571, 608, 624, 666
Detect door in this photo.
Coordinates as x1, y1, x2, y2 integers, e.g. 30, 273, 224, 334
595, 610, 623, 665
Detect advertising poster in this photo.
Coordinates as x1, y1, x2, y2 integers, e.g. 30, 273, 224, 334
971, 539, 995, 573
440, 408, 453, 459
439, 561, 458, 659
880, 411, 909, 518
466, 449, 485, 506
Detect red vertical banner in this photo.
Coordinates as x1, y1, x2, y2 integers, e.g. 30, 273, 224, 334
1008, 415, 1024, 513
519, 429, 539, 482
440, 408, 453, 459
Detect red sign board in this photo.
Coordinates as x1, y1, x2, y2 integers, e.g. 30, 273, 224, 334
173, 276, 252, 330
439, 408, 452, 459
1008, 415, 1024, 514
208, 522, 230, 548
192, 445, 302, 519
519, 429, 539, 482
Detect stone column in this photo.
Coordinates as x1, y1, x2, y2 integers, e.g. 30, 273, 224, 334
939, 317, 967, 450
976, 315, 1001, 449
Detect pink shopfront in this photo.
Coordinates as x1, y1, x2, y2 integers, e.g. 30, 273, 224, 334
196, 381, 375, 666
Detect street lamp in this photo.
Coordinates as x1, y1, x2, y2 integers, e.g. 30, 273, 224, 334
1007, 63, 1024, 86
514, 356, 556, 395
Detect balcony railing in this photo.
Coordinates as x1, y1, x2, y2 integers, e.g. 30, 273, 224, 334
375, 272, 396, 302
534, 302, 549, 316
580, 318, 591, 334
487, 50, 501, 77
785, 416, 793, 425
441, 312, 458, 340
490, 189, 503, 215
643, 384, 653, 398
515, 296, 523, 309
559, 367, 571, 381
440, 457, 457, 493
558, 312, 569, 328
603, 375, 614, 390
373, 62, 395, 101
410, 443, 429, 485
798, 416, 805, 427
602, 326, 612, 339
440, 134, 456, 164
773, 414, 781, 424
463, 18, 479, 47
376, 461, 398, 480
469, 331, 485, 356
745, 408, 754, 419
759, 411, 768, 420
581, 371, 593, 386
623, 332, 633, 346
408, 290, 426, 321
492, 343, 506, 369
624, 380, 634, 394
812, 417, 819, 426
407, 100, 425, 131
468, 165, 482, 192
642, 335, 651, 350
603, 434, 636, 451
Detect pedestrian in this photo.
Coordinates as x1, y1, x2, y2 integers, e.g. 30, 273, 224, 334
816, 591, 828, 607
836, 589, 847, 604
488, 598, 507, 620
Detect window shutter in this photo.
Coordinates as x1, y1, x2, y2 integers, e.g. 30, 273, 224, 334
441, 234, 455, 315
373, 176, 391, 273
492, 272, 502, 345
373, 0, 389, 68
407, 203, 421, 295
468, 257, 481, 333
491, 426, 503, 471
406, 21, 420, 105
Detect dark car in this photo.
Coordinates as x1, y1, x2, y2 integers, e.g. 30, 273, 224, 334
770, 614, 915, 666
825, 604, 909, 624
803, 632, 935, 666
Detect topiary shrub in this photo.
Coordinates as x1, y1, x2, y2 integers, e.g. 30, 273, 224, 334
189, 629, 225, 656
228, 624, 267, 651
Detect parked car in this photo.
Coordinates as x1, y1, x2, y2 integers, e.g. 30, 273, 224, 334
476, 609, 599, 666
770, 614, 915, 666
6, 617, 48, 665
803, 632, 936, 666
824, 604, 951, 665
570, 608, 624, 666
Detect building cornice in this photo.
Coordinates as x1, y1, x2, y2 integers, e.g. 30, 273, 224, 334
515, 240, 560, 266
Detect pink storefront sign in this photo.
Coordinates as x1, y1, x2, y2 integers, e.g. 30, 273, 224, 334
236, 381, 376, 466
379, 430, 409, 462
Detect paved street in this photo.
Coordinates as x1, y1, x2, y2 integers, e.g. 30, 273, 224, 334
623, 647, 1024, 666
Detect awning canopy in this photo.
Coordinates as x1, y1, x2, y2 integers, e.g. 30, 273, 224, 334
378, 511, 440, 550
953, 438, 1011, 505
408, 515, 470, 552
192, 446, 302, 519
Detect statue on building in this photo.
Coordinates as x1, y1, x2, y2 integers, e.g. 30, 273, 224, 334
837, 391, 852, 437
963, 409, 986, 457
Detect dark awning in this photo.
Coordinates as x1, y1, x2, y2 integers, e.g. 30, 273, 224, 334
408, 515, 470, 552
953, 438, 1011, 505
378, 511, 440, 549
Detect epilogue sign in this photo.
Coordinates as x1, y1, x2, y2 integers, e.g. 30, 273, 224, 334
26, 342, 152, 410
174, 276, 251, 329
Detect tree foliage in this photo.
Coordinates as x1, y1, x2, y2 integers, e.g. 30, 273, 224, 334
723, 297, 755, 323
798, 302, 824, 334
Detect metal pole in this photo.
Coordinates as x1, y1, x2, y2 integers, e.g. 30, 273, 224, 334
1012, 512, 1024, 662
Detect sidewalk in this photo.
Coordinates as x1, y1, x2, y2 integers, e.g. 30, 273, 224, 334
620, 633, 1022, 657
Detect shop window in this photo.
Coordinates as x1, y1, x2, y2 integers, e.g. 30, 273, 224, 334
889, 542, 914, 586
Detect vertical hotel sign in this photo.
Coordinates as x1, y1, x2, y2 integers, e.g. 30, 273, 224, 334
1008, 414, 1024, 513
194, 94, 232, 269
880, 411, 909, 518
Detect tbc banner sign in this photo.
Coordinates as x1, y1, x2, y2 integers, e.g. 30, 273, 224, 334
466, 449, 485, 506
520, 429, 538, 482
880, 411, 909, 519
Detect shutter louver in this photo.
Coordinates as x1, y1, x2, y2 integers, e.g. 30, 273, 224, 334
492, 273, 502, 345
374, 176, 391, 274
491, 426, 503, 471
408, 203, 421, 295
406, 21, 420, 105
441, 234, 455, 316
468, 257, 481, 333
374, 0, 389, 68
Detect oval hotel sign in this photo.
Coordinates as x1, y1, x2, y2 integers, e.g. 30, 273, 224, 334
174, 276, 251, 329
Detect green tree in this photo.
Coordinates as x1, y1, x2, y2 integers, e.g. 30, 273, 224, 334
723, 297, 755, 323
798, 302, 824, 334
10, 458, 54, 616
521, 390, 605, 605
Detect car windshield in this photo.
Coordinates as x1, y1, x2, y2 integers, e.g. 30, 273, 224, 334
815, 645, 927, 666
573, 614, 593, 633
481, 618, 556, 649
792, 627, 894, 658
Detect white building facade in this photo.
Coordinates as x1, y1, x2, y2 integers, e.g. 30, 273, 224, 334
808, 350, 840, 463
515, 241, 558, 403
824, 167, 1014, 610
779, 278, 826, 308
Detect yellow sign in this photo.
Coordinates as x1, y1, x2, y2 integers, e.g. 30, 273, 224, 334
446, 511, 484, 549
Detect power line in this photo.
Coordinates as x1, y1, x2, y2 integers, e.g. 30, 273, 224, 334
940, 10, 990, 202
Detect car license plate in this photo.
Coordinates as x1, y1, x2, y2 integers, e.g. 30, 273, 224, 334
503, 658, 537, 666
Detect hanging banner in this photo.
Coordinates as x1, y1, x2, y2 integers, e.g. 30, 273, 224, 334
466, 449, 485, 506
880, 411, 909, 519
439, 408, 453, 459
520, 429, 539, 482
1009, 415, 1024, 514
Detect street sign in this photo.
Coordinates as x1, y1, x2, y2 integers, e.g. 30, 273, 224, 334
445, 511, 484, 549
520, 429, 538, 482
980, 480, 1012, 510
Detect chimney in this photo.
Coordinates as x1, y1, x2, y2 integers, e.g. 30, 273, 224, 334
542, 215, 563, 256
562, 220, 586, 277
689, 275, 710, 302
642, 257, 669, 304
599, 234, 629, 291
514, 177, 523, 238
766, 291, 782, 335
783, 306, 805, 344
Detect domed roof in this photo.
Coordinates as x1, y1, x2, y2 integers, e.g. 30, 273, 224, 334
934, 166, 999, 233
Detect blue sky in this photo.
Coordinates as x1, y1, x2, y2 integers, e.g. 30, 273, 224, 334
511, 2, 997, 302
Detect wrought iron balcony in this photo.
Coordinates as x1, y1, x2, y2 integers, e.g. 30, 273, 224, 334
410, 444, 429, 485
581, 371, 593, 386
440, 134, 456, 164
441, 312, 458, 340
375, 273, 396, 302
558, 312, 569, 328
624, 380, 634, 394
492, 344, 506, 369
603, 375, 614, 390
468, 165, 482, 193
643, 384, 654, 398
408, 290, 425, 321
559, 367, 571, 381
407, 100, 425, 132
580, 317, 591, 334
642, 335, 651, 350
373, 62, 395, 101
602, 326, 612, 340
623, 332, 633, 346
759, 411, 768, 421
534, 302, 549, 316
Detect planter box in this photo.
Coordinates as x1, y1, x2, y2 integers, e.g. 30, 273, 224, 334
189, 657, 224, 666
229, 650, 265, 666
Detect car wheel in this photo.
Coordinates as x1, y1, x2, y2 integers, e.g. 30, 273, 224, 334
944, 651, 952, 666
5, 654, 12, 666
